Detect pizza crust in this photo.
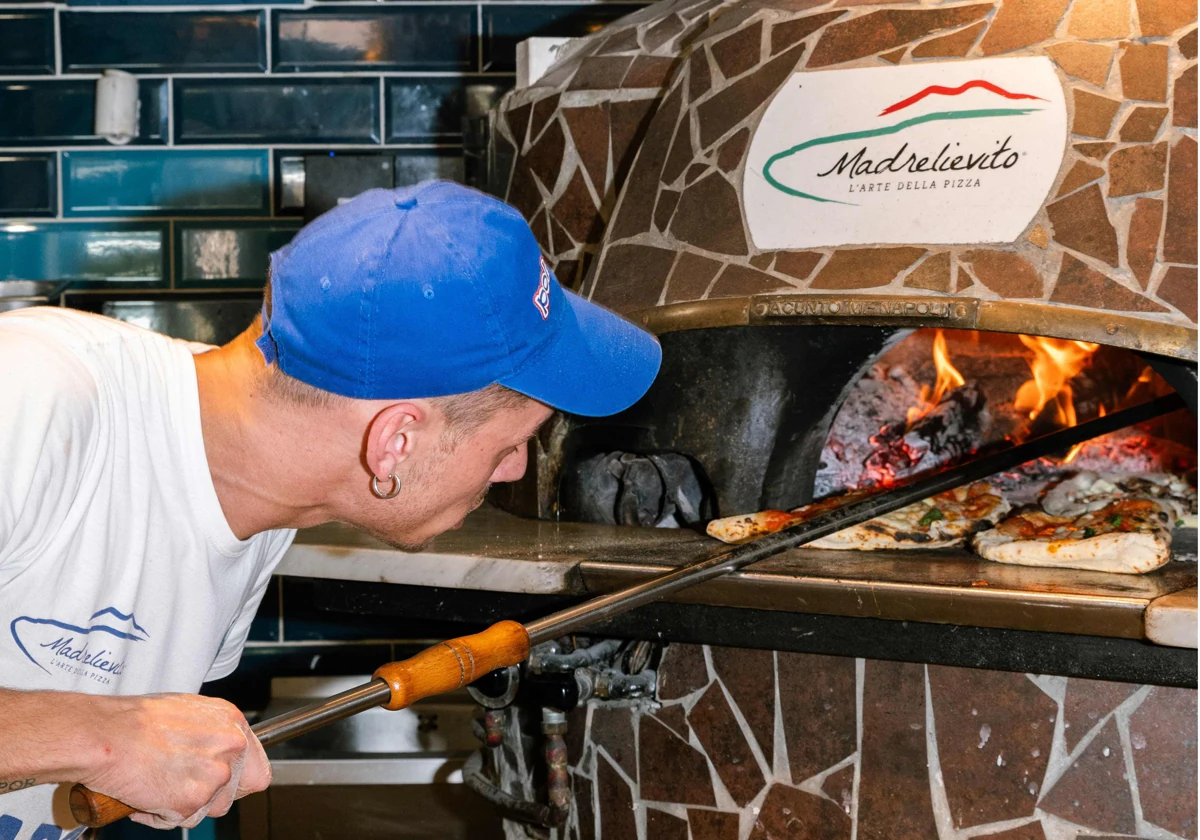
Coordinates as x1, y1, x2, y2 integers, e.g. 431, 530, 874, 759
706, 483, 1009, 549
972, 529, 1171, 574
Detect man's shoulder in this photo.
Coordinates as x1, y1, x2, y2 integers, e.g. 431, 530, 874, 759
0, 308, 191, 400
0, 309, 108, 405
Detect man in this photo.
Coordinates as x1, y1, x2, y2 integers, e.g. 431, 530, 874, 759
0, 182, 661, 837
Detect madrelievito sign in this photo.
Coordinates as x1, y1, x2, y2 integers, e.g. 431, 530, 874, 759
743, 57, 1068, 249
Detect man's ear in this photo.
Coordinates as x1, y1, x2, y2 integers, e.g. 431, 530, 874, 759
365, 402, 426, 480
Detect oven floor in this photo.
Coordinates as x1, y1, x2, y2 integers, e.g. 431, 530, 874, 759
282, 506, 1197, 647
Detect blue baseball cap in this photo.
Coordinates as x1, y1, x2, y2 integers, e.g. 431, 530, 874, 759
256, 181, 661, 417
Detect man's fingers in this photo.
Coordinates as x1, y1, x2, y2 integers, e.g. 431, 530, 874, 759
235, 718, 272, 798
130, 809, 186, 830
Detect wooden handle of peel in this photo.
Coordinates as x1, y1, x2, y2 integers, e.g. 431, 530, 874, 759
70, 620, 532, 827
69, 785, 136, 828
373, 620, 530, 710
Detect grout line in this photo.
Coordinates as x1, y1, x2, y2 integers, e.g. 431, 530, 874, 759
55, 150, 64, 219
264, 7, 272, 73
52, 7, 62, 75
266, 147, 275, 215
477, 2, 484, 73
850, 658, 864, 840
167, 219, 174, 288
277, 578, 285, 643
166, 76, 174, 145
379, 76, 386, 144
923, 667, 957, 840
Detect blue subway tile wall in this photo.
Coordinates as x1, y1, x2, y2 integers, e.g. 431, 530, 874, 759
0, 79, 168, 146
482, 3, 637, 70
175, 77, 381, 143
61, 11, 267, 72
0, 222, 167, 287
0, 11, 55, 74
0, 0, 646, 290
0, 155, 56, 216
63, 149, 270, 215
386, 76, 508, 142
175, 219, 302, 286
273, 6, 477, 72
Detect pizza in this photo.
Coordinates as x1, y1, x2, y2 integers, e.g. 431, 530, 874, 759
1041, 472, 1197, 527
971, 497, 1173, 574
706, 482, 1010, 550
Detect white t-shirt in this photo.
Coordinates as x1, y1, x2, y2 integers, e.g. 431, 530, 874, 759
0, 308, 295, 839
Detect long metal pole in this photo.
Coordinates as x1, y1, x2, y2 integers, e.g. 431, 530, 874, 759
251, 680, 392, 747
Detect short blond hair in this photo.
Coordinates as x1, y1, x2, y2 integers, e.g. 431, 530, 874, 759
260, 363, 528, 434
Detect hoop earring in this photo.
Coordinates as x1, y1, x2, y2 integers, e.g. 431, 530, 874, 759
371, 473, 401, 500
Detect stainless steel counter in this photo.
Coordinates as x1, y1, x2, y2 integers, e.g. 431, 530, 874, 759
280, 506, 1198, 647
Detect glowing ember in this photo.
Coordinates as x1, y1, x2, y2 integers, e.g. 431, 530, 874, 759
906, 330, 966, 426
1012, 336, 1100, 428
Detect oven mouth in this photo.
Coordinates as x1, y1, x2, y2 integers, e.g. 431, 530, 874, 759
493, 318, 1196, 538
629, 295, 1199, 363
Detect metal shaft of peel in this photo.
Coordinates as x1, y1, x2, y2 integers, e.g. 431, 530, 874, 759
525, 394, 1185, 645
250, 679, 392, 747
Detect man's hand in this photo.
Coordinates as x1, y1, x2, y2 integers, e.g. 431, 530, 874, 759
78, 693, 271, 829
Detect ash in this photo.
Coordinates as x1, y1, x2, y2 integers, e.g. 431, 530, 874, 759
814, 364, 991, 498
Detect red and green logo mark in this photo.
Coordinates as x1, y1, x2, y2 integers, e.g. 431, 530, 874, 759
762, 80, 1046, 204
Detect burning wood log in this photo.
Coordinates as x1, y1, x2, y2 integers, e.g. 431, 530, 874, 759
862, 382, 989, 487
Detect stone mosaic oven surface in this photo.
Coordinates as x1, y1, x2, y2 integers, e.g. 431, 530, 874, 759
491, 10, 1197, 839
554, 645, 1197, 840
497, 0, 1197, 358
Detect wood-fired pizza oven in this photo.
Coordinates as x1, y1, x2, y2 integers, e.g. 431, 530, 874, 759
486, 0, 1198, 525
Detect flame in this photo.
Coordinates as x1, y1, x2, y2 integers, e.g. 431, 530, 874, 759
1012, 336, 1100, 427
1124, 365, 1155, 402
906, 330, 966, 425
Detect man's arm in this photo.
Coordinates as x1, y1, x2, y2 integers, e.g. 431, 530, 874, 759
0, 688, 271, 829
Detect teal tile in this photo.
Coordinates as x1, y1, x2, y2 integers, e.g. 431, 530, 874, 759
63, 150, 269, 217
0, 222, 167, 289
175, 220, 301, 287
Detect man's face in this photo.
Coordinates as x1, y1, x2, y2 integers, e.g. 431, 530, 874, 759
354, 399, 553, 550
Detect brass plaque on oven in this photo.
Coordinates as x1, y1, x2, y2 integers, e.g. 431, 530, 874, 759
749, 294, 980, 327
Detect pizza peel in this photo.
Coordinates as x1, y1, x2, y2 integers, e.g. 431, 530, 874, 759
70, 393, 1185, 827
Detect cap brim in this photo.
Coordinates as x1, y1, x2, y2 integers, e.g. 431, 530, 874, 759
498, 289, 662, 417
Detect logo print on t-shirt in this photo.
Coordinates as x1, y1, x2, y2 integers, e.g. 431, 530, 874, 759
9, 607, 148, 685
533, 257, 552, 320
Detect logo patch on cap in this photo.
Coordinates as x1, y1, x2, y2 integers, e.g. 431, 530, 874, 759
533, 257, 552, 320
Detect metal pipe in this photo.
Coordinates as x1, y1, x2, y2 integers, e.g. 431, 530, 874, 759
524, 394, 1185, 645
251, 679, 392, 747
462, 748, 554, 826
528, 638, 623, 673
